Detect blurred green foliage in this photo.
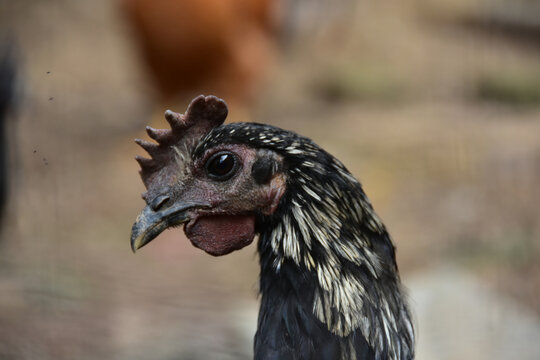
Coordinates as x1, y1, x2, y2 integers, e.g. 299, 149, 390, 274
476, 72, 540, 106
310, 65, 404, 103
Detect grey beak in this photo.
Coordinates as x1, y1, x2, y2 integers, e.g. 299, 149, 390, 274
130, 201, 209, 253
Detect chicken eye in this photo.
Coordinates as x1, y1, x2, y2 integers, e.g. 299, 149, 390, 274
205, 152, 238, 180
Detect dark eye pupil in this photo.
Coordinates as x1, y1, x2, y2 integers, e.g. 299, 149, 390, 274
207, 153, 236, 179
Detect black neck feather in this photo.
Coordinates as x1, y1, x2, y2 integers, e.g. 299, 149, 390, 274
199, 122, 415, 359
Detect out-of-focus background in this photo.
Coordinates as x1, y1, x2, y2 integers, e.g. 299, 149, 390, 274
0, 0, 539, 359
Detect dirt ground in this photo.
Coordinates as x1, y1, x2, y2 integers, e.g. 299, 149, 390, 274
0, 0, 539, 358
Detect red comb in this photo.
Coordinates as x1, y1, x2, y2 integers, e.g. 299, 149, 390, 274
135, 95, 228, 198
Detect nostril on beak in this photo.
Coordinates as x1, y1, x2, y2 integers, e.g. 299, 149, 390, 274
150, 194, 170, 211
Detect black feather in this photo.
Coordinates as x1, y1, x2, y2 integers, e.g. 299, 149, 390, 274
195, 122, 415, 360
251, 152, 278, 184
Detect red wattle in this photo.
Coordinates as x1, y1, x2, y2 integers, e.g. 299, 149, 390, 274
185, 215, 255, 256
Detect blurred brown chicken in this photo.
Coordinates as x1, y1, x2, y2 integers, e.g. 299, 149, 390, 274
121, 0, 278, 111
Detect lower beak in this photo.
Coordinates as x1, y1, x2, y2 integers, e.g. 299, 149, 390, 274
130, 201, 209, 252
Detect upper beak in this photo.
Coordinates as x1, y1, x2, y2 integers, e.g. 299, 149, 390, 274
130, 201, 210, 253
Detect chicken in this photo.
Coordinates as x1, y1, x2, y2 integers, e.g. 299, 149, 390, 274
130, 95, 415, 359
120, 0, 276, 105
0, 42, 16, 221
